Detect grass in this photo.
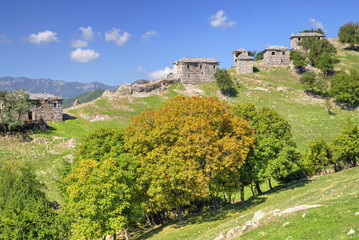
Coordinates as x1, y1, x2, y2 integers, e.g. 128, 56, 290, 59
133, 167, 359, 240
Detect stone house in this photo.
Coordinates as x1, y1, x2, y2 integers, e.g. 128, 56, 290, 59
173, 57, 220, 84
290, 32, 326, 50
263, 46, 290, 66
27, 93, 63, 122
232, 48, 254, 74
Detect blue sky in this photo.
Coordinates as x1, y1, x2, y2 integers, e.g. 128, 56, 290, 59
0, 0, 358, 86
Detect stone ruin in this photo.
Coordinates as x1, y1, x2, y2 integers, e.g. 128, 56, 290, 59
263, 45, 290, 66
290, 32, 326, 50
27, 93, 63, 122
232, 48, 254, 74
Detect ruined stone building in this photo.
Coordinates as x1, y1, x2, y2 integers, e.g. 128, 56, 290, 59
263, 46, 290, 66
232, 48, 254, 74
290, 32, 326, 50
28, 93, 63, 122
173, 57, 220, 84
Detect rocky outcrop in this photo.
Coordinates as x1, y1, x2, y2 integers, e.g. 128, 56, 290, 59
73, 99, 81, 107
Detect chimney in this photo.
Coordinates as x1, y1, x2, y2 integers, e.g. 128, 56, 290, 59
212, 56, 215, 60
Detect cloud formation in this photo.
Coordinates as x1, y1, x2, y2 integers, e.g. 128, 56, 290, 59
142, 30, 159, 40
210, 10, 236, 29
309, 18, 325, 31
0, 34, 11, 44
28, 30, 59, 45
148, 67, 172, 79
70, 48, 100, 62
105, 28, 131, 46
79, 26, 94, 41
72, 39, 88, 48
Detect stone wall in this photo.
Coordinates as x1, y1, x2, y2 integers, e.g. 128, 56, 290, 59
264, 50, 290, 66
176, 62, 219, 84
30, 99, 63, 122
236, 60, 253, 74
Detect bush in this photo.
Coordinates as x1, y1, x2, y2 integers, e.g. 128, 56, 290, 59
329, 71, 359, 106
214, 69, 236, 96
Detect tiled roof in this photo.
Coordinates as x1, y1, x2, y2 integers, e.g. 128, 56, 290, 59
174, 57, 219, 63
265, 45, 288, 51
290, 32, 325, 38
29, 93, 63, 100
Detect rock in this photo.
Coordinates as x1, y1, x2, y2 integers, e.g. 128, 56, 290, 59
33, 137, 48, 144
268, 209, 281, 216
283, 222, 290, 227
241, 220, 256, 232
72, 99, 81, 106
302, 213, 306, 218
253, 211, 266, 223
355, 212, 359, 216
226, 226, 241, 239
347, 228, 355, 235
115, 84, 133, 96
214, 233, 224, 240
281, 205, 323, 214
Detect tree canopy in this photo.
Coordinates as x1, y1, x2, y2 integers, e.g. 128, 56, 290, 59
214, 69, 236, 96
338, 21, 359, 49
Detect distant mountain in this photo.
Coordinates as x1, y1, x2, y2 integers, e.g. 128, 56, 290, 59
0, 76, 119, 98
62, 88, 106, 109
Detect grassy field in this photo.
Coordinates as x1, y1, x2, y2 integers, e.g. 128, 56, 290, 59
133, 167, 359, 240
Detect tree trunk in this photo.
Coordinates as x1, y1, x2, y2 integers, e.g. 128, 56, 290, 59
255, 183, 262, 195
124, 229, 129, 240
177, 206, 183, 222
240, 186, 245, 202
250, 183, 255, 196
211, 194, 221, 209
113, 232, 116, 240
268, 179, 273, 190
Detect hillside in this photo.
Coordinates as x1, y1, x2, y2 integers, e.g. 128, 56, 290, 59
62, 88, 106, 109
0, 76, 118, 98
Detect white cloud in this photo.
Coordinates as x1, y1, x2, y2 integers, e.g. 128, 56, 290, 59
72, 39, 88, 48
28, 30, 59, 45
309, 18, 325, 31
0, 34, 11, 44
148, 67, 172, 79
210, 10, 236, 29
70, 48, 100, 62
79, 26, 94, 41
142, 30, 159, 40
105, 28, 131, 46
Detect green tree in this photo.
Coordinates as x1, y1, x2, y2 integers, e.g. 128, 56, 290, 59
329, 71, 359, 106
255, 51, 264, 61
66, 157, 142, 240
300, 71, 316, 90
124, 96, 254, 218
302, 137, 332, 177
331, 120, 359, 168
0, 162, 67, 239
234, 104, 301, 198
338, 21, 359, 50
290, 50, 308, 74
214, 69, 236, 96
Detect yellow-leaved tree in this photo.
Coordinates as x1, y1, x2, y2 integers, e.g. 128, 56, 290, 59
124, 96, 254, 221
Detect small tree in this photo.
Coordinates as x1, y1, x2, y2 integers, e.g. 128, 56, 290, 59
290, 50, 308, 74
329, 71, 359, 106
214, 69, 236, 96
300, 71, 316, 90
255, 51, 264, 61
302, 137, 332, 176
338, 21, 359, 50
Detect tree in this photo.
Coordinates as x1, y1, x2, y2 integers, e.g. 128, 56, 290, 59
338, 21, 359, 50
302, 137, 332, 176
330, 71, 359, 106
300, 71, 316, 90
214, 69, 236, 96
0, 162, 66, 239
315, 52, 335, 75
124, 96, 254, 218
234, 104, 301, 198
331, 120, 359, 168
65, 157, 142, 240
255, 51, 264, 61
290, 50, 309, 74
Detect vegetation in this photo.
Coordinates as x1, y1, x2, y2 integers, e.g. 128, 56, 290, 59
214, 69, 236, 95
330, 71, 359, 106
338, 21, 359, 50
62, 88, 105, 108
290, 50, 308, 74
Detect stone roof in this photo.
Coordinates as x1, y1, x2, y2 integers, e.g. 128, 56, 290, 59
29, 93, 63, 100
174, 57, 219, 64
265, 45, 288, 51
233, 48, 248, 53
237, 55, 254, 60
290, 32, 325, 39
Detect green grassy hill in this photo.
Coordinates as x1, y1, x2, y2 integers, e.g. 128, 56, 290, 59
0, 38, 358, 238
62, 88, 106, 108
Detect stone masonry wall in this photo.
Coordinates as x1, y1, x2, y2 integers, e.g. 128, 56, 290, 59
236, 60, 253, 74
264, 51, 290, 66
30, 99, 63, 122
177, 62, 219, 84
290, 36, 325, 50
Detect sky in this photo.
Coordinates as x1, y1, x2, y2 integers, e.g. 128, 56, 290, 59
0, 0, 359, 86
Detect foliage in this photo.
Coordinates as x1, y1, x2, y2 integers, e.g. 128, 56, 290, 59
214, 69, 236, 96
0, 89, 32, 133
234, 104, 301, 189
254, 51, 264, 61
299, 71, 316, 90
62, 88, 105, 109
290, 50, 308, 73
331, 119, 359, 167
302, 137, 332, 176
301, 28, 324, 34
65, 156, 142, 239
124, 96, 255, 216
0, 162, 67, 239
338, 21, 359, 49
329, 71, 359, 106
248, 50, 256, 57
